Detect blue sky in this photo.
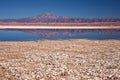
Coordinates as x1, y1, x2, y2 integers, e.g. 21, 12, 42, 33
0, 0, 120, 19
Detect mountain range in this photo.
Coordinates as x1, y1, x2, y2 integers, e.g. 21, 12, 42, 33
0, 13, 120, 23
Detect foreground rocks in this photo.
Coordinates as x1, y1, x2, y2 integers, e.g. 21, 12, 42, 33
0, 40, 120, 80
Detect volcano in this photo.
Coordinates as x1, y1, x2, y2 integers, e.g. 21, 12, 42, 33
0, 13, 120, 23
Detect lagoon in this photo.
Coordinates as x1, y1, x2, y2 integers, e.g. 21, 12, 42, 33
0, 29, 120, 41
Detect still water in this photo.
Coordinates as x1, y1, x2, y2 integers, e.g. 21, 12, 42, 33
0, 29, 120, 41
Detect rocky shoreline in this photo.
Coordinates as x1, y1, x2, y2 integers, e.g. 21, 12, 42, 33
0, 40, 120, 80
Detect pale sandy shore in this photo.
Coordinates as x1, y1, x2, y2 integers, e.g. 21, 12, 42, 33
0, 39, 120, 80
0, 26, 120, 29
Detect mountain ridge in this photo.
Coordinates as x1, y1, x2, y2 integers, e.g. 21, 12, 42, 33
0, 13, 120, 23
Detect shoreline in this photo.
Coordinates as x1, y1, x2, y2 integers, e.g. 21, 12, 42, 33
0, 26, 120, 29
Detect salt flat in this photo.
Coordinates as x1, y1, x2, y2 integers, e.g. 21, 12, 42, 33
0, 26, 120, 29
0, 39, 120, 80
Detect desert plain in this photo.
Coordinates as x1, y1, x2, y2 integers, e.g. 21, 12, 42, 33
0, 39, 120, 80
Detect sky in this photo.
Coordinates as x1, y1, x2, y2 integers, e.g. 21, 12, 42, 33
0, 0, 120, 19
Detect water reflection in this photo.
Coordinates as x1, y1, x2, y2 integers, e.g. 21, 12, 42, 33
0, 29, 120, 41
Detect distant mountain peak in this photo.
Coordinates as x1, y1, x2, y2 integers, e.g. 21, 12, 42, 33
39, 13, 55, 16
31, 13, 57, 19
31, 13, 70, 20
0, 13, 120, 23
